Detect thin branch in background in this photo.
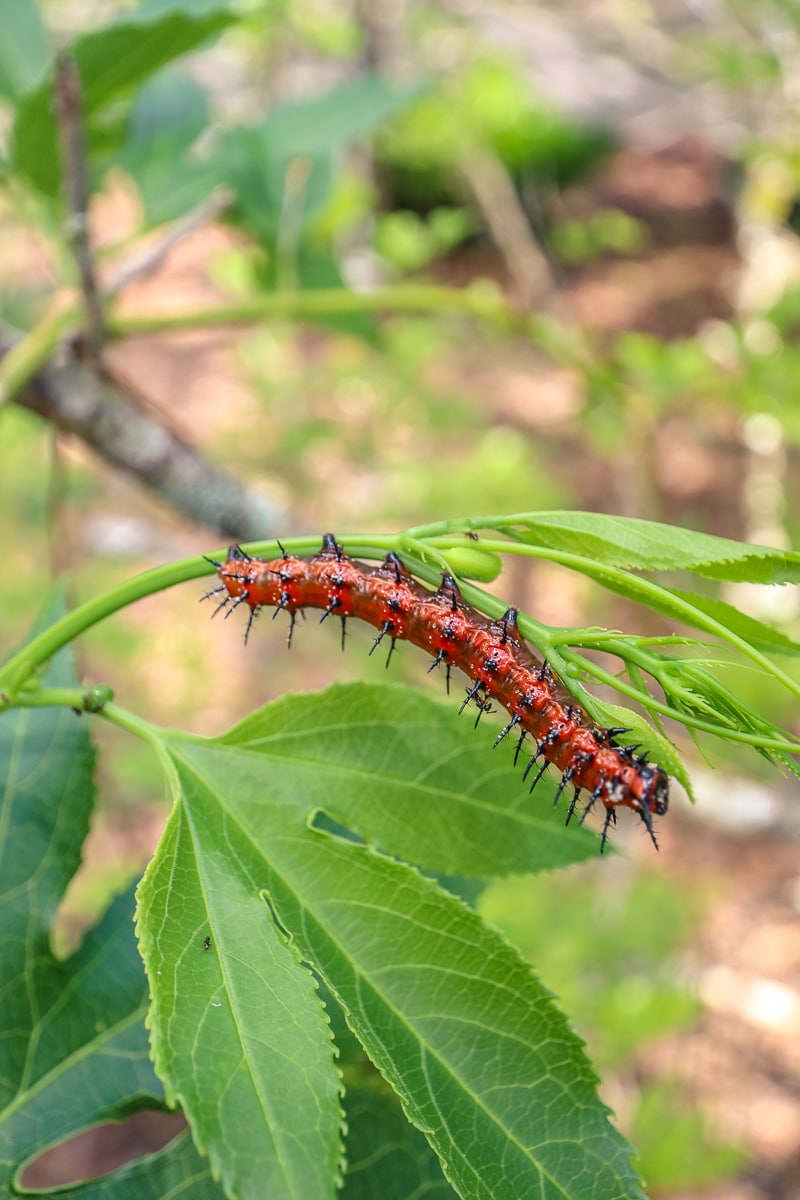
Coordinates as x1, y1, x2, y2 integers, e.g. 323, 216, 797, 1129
54, 51, 104, 349
460, 148, 556, 309
0, 281, 524, 541
106, 188, 234, 296
355, 0, 409, 77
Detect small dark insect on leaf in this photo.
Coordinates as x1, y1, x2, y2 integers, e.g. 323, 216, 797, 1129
203, 935, 211, 951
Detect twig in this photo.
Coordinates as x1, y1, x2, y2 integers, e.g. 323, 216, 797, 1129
460, 148, 556, 309
54, 52, 104, 348
1, 329, 288, 540
1, 283, 523, 410
106, 188, 234, 296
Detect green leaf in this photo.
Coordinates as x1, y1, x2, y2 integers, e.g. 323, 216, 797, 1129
584, 697, 694, 802
0, 595, 223, 1196
219, 683, 599, 875
114, 70, 217, 223
501, 511, 800, 584
215, 123, 334, 252
313, 979, 457, 1198
136, 771, 345, 1200
291, 851, 641, 1199
137, 692, 645, 1200
12, 4, 235, 196
257, 75, 423, 160
0, 0, 50, 102
217, 74, 421, 267
341, 1084, 458, 1199
658, 661, 800, 777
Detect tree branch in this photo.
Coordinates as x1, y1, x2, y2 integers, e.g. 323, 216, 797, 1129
2, 332, 287, 540
0, 282, 531, 539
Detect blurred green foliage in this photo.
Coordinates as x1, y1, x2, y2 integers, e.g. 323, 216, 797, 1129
631, 1080, 747, 1190
482, 868, 700, 1066
377, 53, 615, 211
551, 208, 649, 264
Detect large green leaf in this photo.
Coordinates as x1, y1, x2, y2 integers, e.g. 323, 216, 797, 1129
136, 682, 645, 1200
317, 978, 457, 1199
341, 1086, 458, 1199
256, 838, 640, 1200
136, 778, 345, 1200
499, 511, 800, 584
0, 599, 223, 1196
220, 683, 599, 875
12, 3, 235, 196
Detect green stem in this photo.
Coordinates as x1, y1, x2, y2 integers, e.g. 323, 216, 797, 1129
0, 684, 176, 770
100, 702, 191, 798
3, 686, 89, 710
3, 523, 797, 763
0, 554, 213, 693
0, 303, 81, 406
0, 534, 406, 692
105, 283, 521, 339
1, 284, 526, 410
99, 699, 183, 747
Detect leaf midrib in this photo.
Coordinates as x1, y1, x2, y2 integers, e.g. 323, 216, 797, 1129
172, 796, 338, 1200
176, 753, 580, 1200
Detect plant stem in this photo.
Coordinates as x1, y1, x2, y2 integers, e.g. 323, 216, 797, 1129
560, 647, 800, 754
0, 555, 210, 692
2, 686, 90, 711
420, 534, 800, 700
54, 52, 104, 348
1, 284, 526, 414
1, 283, 520, 411
0, 303, 80, 406
104, 283, 520, 338
0, 535, 403, 692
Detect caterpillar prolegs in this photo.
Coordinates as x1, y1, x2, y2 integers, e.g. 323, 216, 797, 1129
205, 534, 669, 850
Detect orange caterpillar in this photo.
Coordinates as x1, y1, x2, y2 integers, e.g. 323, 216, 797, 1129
205, 534, 669, 849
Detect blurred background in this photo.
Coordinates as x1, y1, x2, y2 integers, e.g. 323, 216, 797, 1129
2, 1, 800, 1196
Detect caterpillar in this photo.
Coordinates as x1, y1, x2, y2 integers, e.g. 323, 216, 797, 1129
204, 534, 669, 850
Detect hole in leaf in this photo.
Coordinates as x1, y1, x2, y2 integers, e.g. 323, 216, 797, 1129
19, 1110, 187, 1189
308, 807, 365, 843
